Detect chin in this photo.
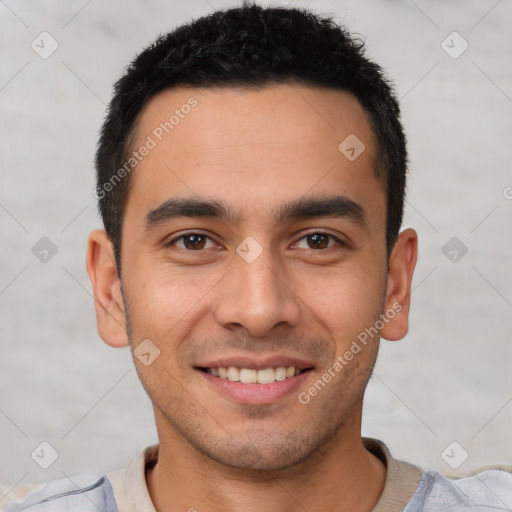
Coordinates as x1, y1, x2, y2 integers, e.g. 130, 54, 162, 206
208, 442, 312, 471
193, 423, 340, 472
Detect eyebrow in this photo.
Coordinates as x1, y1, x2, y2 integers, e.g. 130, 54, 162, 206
144, 195, 368, 231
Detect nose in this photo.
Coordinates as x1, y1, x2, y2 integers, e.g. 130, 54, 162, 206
213, 246, 302, 338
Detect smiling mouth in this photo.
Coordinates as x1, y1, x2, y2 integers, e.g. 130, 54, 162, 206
197, 366, 313, 384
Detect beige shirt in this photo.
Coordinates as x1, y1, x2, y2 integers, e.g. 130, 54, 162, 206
107, 437, 424, 511
5, 439, 512, 511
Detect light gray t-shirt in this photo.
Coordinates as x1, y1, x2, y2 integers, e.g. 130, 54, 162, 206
4, 438, 512, 511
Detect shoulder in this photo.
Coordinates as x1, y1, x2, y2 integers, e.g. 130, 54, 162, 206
406, 467, 512, 511
4, 474, 118, 512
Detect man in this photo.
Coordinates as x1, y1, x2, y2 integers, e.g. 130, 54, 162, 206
7, 2, 512, 511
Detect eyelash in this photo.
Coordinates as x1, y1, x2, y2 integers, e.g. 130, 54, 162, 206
165, 231, 347, 251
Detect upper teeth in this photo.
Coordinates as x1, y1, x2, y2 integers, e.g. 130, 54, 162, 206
209, 366, 300, 384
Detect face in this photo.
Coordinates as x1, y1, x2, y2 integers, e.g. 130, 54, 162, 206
88, 83, 416, 471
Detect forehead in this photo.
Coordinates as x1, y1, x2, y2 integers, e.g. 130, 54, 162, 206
125, 83, 384, 228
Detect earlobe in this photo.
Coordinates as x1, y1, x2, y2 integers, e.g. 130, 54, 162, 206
380, 228, 418, 342
85, 229, 129, 348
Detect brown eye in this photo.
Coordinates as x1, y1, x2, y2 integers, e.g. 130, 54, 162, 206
306, 233, 330, 249
293, 232, 345, 251
183, 234, 206, 250
166, 233, 216, 250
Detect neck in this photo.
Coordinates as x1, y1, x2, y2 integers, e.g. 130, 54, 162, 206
146, 407, 386, 512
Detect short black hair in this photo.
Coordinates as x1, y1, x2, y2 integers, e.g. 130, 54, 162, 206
95, 1, 408, 274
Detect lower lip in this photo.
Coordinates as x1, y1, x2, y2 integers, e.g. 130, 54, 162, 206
198, 369, 312, 405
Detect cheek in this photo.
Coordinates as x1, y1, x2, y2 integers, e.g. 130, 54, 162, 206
123, 263, 222, 351
303, 263, 386, 346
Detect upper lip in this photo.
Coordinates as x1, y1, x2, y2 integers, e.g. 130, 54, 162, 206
196, 355, 315, 371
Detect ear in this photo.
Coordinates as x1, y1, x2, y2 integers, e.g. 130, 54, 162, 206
85, 229, 129, 348
380, 228, 418, 341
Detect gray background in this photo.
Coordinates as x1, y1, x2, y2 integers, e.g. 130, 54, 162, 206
1, 0, 511, 504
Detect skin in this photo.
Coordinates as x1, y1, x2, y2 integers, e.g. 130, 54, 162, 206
86, 84, 418, 511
